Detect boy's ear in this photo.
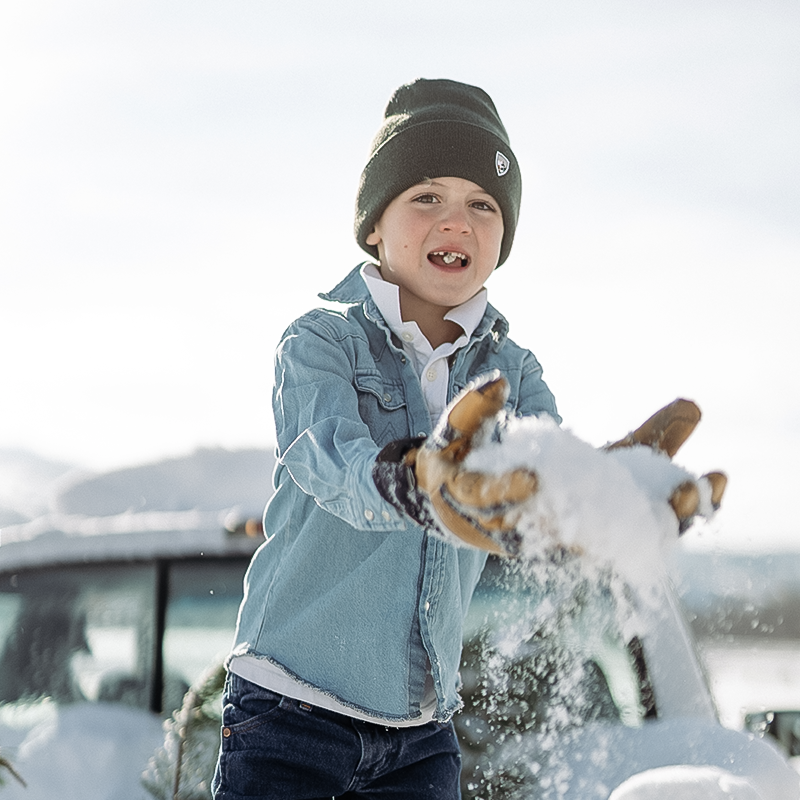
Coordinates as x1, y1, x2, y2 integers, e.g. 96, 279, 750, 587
365, 228, 381, 246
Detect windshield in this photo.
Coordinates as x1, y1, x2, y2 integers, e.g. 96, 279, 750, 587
0, 564, 158, 709
0, 557, 248, 722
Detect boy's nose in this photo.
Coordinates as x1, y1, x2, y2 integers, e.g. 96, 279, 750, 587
439, 209, 471, 234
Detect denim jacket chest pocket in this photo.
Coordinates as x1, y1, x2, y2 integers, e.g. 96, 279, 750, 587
353, 368, 410, 448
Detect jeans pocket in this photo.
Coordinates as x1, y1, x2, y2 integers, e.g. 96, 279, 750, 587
222, 675, 285, 738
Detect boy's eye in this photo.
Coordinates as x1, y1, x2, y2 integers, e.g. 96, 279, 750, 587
412, 193, 439, 204
471, 200, 496, 212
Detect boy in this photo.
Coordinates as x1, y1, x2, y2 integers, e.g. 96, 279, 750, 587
211, 77, 561, 799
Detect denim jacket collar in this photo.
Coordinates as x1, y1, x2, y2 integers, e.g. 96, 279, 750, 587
319, 262, 510, 353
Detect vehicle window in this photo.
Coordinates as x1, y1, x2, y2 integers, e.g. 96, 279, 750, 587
162, 559, 246, 711
0, 564, 156, 709
0, 593, 22, 655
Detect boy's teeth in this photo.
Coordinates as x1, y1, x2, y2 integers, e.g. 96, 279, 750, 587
433, 250, 467, 265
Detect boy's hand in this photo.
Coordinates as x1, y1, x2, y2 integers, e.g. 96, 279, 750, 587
373, 373, 537, 556
605, 398, 727, 531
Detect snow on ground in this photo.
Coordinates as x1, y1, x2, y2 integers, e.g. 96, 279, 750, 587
0, 701, 164, 800
608, 765, 764, 799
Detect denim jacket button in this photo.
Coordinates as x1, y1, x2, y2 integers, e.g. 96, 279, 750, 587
222, 727, 232, 738
381, 510, 391, 521
364, 509, 375, 521
424, 601, 431, 612
383, 393, 392, 402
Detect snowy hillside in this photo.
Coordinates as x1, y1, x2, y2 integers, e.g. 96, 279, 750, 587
0, 446, 275, 525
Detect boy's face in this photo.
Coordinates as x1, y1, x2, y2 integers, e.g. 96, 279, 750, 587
366, 177, 504, 313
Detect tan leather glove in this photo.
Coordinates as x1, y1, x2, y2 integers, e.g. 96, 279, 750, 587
606, 398, 727, 531
373, 372, 538, 556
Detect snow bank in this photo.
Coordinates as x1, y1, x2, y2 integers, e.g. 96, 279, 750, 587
608, 765, 764, 799
0, 702, 163, 800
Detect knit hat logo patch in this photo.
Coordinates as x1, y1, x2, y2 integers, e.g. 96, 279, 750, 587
495, 151, 510, 177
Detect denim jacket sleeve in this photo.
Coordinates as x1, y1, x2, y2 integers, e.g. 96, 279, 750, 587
516, 349, 562, 423
272, 310, 407, 533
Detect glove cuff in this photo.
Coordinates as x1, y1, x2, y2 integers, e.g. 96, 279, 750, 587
373, 437, 439, 531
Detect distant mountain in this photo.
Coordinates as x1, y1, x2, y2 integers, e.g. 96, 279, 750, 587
0, 447, 276, 525
53, 447, 275, 517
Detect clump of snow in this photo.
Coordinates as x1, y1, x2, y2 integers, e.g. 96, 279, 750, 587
608, 765, 764, 799
465, 414, 713, 593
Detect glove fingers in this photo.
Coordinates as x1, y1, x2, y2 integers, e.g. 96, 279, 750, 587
445, 468, 538, 508
415, 372, 511, 492
607, 398, 701, 458
703, 471, 727, 509
438, 373, 509, 458
669, 480, 700, 523
428, 489, 522, 557
669, 470, 727, 534
413, 446, 455, 497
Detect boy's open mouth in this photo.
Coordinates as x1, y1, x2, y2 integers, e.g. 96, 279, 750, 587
429, 250, 469, 268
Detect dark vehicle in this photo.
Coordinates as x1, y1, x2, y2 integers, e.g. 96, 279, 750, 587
0, 449, 267, 800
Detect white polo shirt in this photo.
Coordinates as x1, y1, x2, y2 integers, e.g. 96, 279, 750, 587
361, 262, 488, 424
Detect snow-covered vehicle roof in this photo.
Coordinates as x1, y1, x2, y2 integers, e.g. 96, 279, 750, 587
0, 507, 262, 571
0, 446, 273, 570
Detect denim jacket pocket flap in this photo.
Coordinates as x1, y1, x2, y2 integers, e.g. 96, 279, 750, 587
354, 370, 406, 411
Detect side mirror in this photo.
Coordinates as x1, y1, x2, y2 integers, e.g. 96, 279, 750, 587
745, 710, 800, 756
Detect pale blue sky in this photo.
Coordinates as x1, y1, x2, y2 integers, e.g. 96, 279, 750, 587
2, 0, 799, 550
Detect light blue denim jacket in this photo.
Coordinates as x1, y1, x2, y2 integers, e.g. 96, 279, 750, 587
229, 264, 560, 723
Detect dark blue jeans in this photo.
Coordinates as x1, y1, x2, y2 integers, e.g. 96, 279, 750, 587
212, 673, 462, 799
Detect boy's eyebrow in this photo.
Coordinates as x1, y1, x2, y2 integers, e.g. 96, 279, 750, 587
412, 179, 494, 197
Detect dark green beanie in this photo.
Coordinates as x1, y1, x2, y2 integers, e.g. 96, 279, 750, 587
355, 78, 521, 267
